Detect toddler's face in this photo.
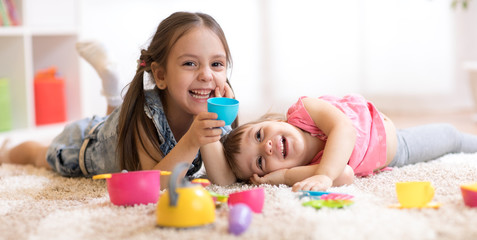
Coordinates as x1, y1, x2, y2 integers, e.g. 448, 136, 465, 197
234, 121, 312, 180
158, 26, 228, 116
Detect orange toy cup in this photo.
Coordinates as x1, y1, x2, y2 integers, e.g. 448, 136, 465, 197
461, 183, 477, 208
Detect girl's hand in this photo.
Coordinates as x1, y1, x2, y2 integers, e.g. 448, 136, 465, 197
214, 82, 234, 99
249, 169, 287, 186
292, 174, 333, 192
185, 112, 225, 148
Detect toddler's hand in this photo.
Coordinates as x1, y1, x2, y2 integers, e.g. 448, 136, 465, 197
185, 112, 225, 148
249, 169, 287, 186
292, 175, 332, 192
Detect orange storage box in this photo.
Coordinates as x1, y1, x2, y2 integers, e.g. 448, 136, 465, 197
34, 67, 66, 126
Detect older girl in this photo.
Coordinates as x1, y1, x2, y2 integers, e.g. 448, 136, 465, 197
1, 12, 237, 189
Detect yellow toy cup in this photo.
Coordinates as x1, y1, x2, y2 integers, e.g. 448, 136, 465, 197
395, 181, 434, 208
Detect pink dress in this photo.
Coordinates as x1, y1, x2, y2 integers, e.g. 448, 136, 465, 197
286, 95, 387, 176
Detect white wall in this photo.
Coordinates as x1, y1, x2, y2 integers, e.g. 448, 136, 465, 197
362, 0, 454, 94
78, 0, 477, 122
78, 0, 262, 121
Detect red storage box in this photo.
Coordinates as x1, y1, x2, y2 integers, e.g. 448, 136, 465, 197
34, 67, 66, 126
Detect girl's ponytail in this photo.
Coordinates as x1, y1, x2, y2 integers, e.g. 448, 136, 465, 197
117, 51, 160, 170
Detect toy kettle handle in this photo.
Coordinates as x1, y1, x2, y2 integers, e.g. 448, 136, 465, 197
168, 162, 193, 207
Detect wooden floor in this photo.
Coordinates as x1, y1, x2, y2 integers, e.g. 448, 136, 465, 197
385, 110, 477, 134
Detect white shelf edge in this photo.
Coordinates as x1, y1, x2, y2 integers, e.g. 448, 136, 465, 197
0, 27, 25, 36
30, 29, 78, 36
0, 27, 78, 37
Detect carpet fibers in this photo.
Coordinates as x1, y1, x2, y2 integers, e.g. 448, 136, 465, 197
1, 153, 477, 240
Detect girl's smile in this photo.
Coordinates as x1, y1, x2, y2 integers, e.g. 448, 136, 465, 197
189, 89, 215, 100
281, 136, 288, 158
235, 121, 321, 180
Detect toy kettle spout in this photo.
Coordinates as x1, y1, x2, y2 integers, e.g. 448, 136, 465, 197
167, 162, 193, 207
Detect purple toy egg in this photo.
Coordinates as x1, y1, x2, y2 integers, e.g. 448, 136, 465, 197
228, 203, 252, 235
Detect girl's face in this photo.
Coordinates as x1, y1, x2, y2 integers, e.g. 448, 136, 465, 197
156, 26, 228, 116
234, 121, 313, 180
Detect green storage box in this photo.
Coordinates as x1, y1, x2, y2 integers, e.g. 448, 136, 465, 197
0, 78, 12, 132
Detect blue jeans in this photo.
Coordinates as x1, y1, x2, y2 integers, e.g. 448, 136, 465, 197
46, 115, 119, 177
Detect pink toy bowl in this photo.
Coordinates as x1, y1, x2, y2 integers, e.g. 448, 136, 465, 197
228, 187, 265, 213
93, 170, 169, 206
461, 183, 477, 208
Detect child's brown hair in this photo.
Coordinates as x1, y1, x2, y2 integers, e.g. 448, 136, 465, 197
221, 113, 286, 180
118, 12, 235, 171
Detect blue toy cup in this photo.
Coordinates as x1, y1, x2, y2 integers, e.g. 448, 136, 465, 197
207, 97, 239, 125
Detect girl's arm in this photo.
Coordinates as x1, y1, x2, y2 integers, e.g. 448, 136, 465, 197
200, 141, 236, 185
293, 97, 356, 191
200, 85, 237, 185
138, 85, 235, 189
250, 164, 354, 188
137, 112, 225, 190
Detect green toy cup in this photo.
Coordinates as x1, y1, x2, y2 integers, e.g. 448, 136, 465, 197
207, 97, 239, 126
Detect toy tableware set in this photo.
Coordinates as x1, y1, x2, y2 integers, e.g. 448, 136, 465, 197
228, 203, 253, 235
93, 170, 170, 206
461, 182, 477, 208
94, 163, 260, 234
207, 97, 239, 126
299, 191, 355, 209
208, 191, 229, 204
225, 188, 264, 235
228, 187, 265, 213
155, 163, 263, 234
389, 181, 441, 209
156, 162, 216, 228
191, 178, 211, 187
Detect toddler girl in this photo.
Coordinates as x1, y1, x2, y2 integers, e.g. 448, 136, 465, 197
221, 94, 477, 191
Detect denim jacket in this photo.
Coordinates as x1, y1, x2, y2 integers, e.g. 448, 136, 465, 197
50, 87, 231, 177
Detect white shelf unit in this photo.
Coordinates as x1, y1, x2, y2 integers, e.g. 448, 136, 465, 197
0, 0, 80, 139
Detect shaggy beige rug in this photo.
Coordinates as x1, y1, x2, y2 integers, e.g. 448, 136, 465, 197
1, 153, 477, 240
